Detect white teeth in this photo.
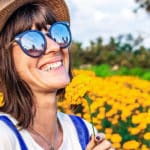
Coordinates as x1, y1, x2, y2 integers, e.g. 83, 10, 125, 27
42, 61, 62, 71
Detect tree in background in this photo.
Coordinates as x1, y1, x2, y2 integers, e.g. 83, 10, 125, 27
70, 41, 83, 68
135, 0, 150, 12
70, 34, 150, 69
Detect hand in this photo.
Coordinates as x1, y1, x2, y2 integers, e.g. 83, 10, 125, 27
86, 133, 115, 150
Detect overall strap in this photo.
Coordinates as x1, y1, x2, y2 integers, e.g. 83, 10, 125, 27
0, 115, 28, 150
69, 115, 90, 150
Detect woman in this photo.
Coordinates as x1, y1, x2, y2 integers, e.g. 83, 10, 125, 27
0, 0, 114, 150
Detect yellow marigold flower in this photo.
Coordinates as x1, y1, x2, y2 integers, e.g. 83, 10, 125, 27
141, 144, 149, 150
0, 93, 4, 107
83, 113, 91, 121
95, 124, 102, 130
132, 114, 144, 124
123, 140, 140, 149
106, 109, 118, 117
105, 128, 113, 134
105, 133, 111, 139
111, 119, 119, 125
65, 74, 92, 104
92, 117, 100, 124
143, 132, 150, 140
76, 113, 82, 117
112, 142, 121, 149
98, 113, 105, 120
121, 115, 128, 121
99, 107, 105, 113
73, 69, 96, 77
137, 122, 147, 130
110, 134, 122, 143
146, 116, 150, 124
128, 127, 141, 135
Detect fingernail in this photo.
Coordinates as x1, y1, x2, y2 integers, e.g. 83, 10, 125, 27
89, 135, 92, 140
96, 135, 101, 141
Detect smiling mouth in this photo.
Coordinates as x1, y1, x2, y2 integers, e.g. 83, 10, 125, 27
40, 61, 63, 71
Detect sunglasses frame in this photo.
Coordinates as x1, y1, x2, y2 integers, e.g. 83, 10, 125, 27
14, 21, 72, 58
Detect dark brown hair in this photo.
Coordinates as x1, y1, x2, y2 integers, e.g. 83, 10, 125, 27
0, 2, 72, 128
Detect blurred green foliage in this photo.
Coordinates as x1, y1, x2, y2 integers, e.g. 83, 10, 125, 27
70, 34, 150, 70
89, 63, 150, 80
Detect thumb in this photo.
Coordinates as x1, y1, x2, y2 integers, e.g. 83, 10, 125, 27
86, 135, 96, 150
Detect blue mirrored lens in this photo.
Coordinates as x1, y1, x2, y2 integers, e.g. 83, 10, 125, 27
49, 23, 71, 48
20, 31, 45, 57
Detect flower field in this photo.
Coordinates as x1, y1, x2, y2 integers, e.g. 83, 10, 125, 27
58, 69, 150, 149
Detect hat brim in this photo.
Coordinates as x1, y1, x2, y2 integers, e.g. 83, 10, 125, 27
0, 0, 70, 33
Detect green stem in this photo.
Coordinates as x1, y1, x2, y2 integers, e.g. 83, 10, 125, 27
84, 95, 95, 136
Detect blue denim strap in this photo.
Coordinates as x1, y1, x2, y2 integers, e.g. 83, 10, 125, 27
0, 115, 28, 150
69, 115, 90, 150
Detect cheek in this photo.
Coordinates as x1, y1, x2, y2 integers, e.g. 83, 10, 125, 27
12, 45, 35, 74
13, 46, 24, 70
62, 48, 70, 71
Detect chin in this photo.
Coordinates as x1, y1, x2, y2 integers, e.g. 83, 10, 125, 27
61, 78, 70, 88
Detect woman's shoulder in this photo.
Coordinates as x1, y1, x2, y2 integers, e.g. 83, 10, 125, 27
0, 113, 19, 149
0, 112, 18, 134
57, 112, 97, 135
57, 112, 84, 124
57, 112, 74, 125
0, 112, 18, 126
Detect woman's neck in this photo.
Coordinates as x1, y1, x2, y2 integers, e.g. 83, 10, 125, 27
27, 92, 63, 149
31, 91, 58, 140
34, 90, 57, 107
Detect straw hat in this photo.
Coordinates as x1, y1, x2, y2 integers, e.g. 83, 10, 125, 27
0, 0, 70, 33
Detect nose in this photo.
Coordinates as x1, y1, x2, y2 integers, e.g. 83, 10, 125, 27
44, 35, 60, 55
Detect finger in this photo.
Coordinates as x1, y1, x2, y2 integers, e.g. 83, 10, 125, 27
108, 148, 115, 150
93, 140, 112, 150
95, 133, 105, 143
86, 135, 96, 150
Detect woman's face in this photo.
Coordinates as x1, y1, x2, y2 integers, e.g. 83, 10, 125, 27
12, 26, 70, 93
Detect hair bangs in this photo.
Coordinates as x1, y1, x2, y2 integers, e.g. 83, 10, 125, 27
4, 2, 57, 41
31, 3, 57, 30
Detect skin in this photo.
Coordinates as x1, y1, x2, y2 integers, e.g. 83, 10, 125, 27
12, 26, 114, 150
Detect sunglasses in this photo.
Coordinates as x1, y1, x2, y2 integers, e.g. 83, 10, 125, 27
14, 21, 72, 58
